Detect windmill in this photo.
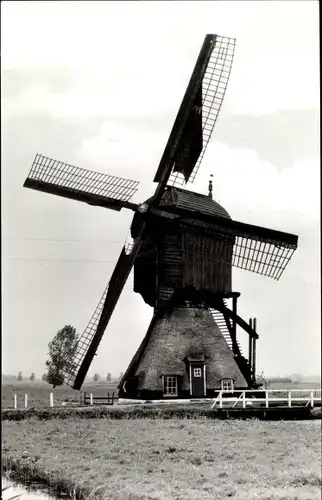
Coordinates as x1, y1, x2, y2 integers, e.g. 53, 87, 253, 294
23, 35, 298, 399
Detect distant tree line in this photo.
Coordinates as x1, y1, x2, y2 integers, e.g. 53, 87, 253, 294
268, 377, 293, 384
16, 371, 36, 381
15, 370, 125, 384
91, 372, 123, 383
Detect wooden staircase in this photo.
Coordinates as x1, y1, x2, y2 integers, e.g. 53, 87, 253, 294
209, 302, 253, 386
209, 301, 242, 355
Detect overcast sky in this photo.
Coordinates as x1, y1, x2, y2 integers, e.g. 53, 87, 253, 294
2, 1, 320, 381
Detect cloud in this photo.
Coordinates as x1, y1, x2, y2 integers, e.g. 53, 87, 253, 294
2, 2, 319, 119
212, 109, 320, 169
201, 144, 320, 222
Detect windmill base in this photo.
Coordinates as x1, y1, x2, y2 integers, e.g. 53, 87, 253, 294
119, 305, 256, 400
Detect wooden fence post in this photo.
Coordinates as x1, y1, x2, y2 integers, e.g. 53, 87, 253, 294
288, 391, 291, 408
219, 391, 222, 409
242, 391, 246, 409
265, 391, 269, 408
90, 393, 93, 405
310, 391, 314, 408
49, 393, 54, 407
24, 394, 28, 409
13, 394, 17, 409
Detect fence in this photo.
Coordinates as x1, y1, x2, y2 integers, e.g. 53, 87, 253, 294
10, 392, 118, 409
8, 389, 321, 410
211, 389, 322, 409
83, 392, 117, 405
12, 392, 56, 409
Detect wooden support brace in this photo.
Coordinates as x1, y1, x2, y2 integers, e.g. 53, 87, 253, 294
232, 296, 237, 346
248, 318, 253, 367
252, 318, 257, 382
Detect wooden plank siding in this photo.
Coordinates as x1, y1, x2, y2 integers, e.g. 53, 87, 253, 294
158, 230, 183, 306
133, 220, 235, 307
182, 226, 233, 294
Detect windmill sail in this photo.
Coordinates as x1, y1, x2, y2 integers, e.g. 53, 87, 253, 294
63, 283, 109, 387
178, 215, 298, 280
24, 154, 140, 211
231, 232, 297, 280
153, 34, 217, 200
66, 222, 146, 390
63, 247, 135, 389
169, 35, 236, 187
172, 88, 203, 182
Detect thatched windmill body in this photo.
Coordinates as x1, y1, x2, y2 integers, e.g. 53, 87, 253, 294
24, 35, 298, 399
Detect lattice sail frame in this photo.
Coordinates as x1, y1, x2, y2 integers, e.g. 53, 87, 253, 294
232, 234, 296, 281
63, 284, 109, 386
27, 154, 139, 201
168, 35, 236, 187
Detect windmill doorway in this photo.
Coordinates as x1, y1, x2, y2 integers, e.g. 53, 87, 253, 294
189, 360, 206, 397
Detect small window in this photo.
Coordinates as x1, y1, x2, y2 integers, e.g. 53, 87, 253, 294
164, 376, 178, 396
221, 379, 234, 392
193, 368, 202, 378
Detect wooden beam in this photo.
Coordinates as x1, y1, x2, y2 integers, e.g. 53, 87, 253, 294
248, 318, 253, 366
24, 178, 139, 212
252, 337, 256, 383
252, 318, 257, 382
232, 296, 237, 345
175, 211, 298, 247
207, 296, 259, 339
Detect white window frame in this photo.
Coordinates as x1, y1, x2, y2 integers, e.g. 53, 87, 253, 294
221, 378, 234, 392
163, 376, 178, 397
193, 368, 202, 378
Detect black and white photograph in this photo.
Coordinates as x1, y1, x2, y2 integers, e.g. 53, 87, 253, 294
2, 1, 320, 499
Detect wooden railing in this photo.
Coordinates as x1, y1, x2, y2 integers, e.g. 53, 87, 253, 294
9, 392, 117, 409
83, 391, 118, 405
211, 389, 321, 409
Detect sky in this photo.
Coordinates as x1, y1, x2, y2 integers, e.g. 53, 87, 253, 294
1, 1, 320, 381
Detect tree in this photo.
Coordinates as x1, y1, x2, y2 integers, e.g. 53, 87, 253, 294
17, 371, 23, 381
93, 373, 100, 382
106, 372, 112, 382
41, 373, 48, 382
29, 372, 35, 381
45, 325, 79, 388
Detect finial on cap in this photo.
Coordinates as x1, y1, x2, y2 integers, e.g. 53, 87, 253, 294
208, 174, 213, 199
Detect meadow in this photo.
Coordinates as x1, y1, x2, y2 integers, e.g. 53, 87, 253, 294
2, 380, 321, 499
2, 418, 321, 500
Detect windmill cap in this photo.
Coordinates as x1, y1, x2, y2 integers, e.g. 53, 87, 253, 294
158, 187, 231, 219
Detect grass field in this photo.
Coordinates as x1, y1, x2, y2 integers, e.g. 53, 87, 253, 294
2, 418, 321, 500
